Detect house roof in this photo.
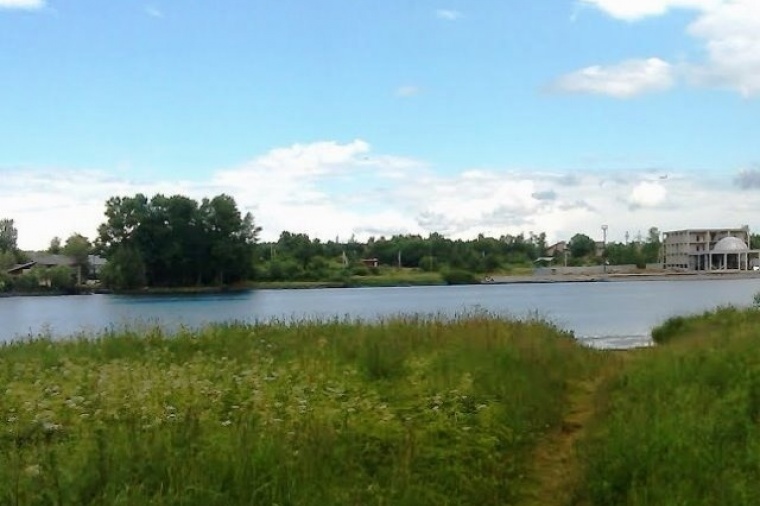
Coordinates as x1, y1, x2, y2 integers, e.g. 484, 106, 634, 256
30, 254, 76, 267
6, 261, 36, 275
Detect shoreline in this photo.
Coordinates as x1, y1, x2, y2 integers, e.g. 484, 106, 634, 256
486, 271, 760, 284
2, 271, 758, 298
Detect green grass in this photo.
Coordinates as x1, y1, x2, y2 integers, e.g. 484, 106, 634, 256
577, 307, 760, 506
0, 315, 603, 505
349, 270, 445, 287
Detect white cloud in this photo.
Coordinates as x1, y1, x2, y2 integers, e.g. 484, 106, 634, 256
144, 5, 163, 18
628, 181, 668, 208
3, 140, 759, 250
579, 0, 720, 21
551, 58, 675, 98
0, 0, 45, 10
435, 9, 462, 21
686, 1, 760, 96
573, 0, 760, 97
395, 85, 421, 98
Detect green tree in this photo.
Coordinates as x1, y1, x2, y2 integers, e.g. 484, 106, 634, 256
48, 236, 62, 254
97, 193, 258, 287
63, 233, 92, 282
0, 219, 18, 253
100, 245, 146, 290
0, 251, 16, 270
641, 226, 662, 264
568, 233, 596, 259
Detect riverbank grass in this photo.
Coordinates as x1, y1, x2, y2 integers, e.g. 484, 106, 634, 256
577, 307, 760, 506
0, 316, 605, 505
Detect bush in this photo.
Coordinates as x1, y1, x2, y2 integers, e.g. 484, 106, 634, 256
0, 272, 11, 292
442, 269, 478, 285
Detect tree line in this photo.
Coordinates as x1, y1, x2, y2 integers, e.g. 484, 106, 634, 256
3, 193, 673, 291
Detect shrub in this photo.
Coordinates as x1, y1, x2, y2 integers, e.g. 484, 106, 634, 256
442, 269, 478, 285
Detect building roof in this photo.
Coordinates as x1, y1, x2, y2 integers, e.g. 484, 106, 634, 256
29, 253, 76, 267
6, 261, 36, 275
713, 236, 749, 253
664, 227, 749, 234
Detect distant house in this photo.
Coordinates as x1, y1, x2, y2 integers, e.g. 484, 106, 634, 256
6, 261, 37, 276
15, 253, 107, 284
361, 258, 379, 268
545, 241, 566, 257
29, 254, 77, 268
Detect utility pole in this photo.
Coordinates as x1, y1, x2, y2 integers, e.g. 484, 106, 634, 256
602, 225, 608, 274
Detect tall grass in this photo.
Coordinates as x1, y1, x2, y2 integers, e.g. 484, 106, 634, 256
0, 315, 603, 505
577, 307, 760, 506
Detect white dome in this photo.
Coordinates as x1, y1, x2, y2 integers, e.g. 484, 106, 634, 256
713, 236, 749, 252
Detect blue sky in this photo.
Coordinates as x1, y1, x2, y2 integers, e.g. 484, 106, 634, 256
1, 0, 759, 249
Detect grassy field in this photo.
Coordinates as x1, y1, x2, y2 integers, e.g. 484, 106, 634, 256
576, 307, 760, 506
0, 315, 604, 505
6, 307, 760, 505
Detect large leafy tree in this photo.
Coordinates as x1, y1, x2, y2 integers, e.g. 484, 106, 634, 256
97, 193, 259, 288
568, 233, 597, 259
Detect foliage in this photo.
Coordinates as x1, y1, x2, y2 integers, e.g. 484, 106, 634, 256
0, 218, 18, 253
0, 316, 603, 505
0, 250, 16, 270
578, 307, 760, 506
442, 268, 479, 285
256, 232, 547, 283
96, 193, 259, 288
62, 233, 92, 275
0, 271, 11, 292
0, 266, 77, 293
48, 236, 62, 254
99, 245, 146, 290
568, 233, 596, 259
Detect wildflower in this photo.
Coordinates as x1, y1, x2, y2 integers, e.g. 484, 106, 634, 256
24, 464, 41, 477
42, 422, 62, 433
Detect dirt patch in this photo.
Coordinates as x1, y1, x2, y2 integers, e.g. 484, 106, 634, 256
519, 357, 627, 506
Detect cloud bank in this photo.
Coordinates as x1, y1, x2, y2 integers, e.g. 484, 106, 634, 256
1, 140, 756, 251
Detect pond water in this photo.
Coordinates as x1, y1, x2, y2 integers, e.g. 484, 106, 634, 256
1, 278, 759, 348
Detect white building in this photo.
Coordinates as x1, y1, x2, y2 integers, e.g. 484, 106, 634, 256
663, 227, 760, 271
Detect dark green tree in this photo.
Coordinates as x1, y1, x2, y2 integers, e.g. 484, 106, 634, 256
0, 219, 18, 253
100, 245, 146, 290
48, 236, 62, 254
97, 193, 259, 288
568, 233, 596, 259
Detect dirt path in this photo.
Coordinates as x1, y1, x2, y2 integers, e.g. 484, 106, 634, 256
519, 358, 626, 506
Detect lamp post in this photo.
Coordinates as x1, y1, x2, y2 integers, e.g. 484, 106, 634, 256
602, 225, 608, 274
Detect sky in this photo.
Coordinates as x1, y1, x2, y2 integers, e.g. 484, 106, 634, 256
1, 0, 759, 250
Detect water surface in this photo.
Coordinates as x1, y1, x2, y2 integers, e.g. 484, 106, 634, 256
2, 278, 759, 348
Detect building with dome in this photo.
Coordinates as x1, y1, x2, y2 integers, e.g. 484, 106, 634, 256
663, 226, 760, 271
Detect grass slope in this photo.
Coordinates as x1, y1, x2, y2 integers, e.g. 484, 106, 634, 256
0, 316, 603, 505
577, 307, 760, 506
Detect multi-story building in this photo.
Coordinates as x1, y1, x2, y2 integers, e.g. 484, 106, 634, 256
663, 226, 759, 271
